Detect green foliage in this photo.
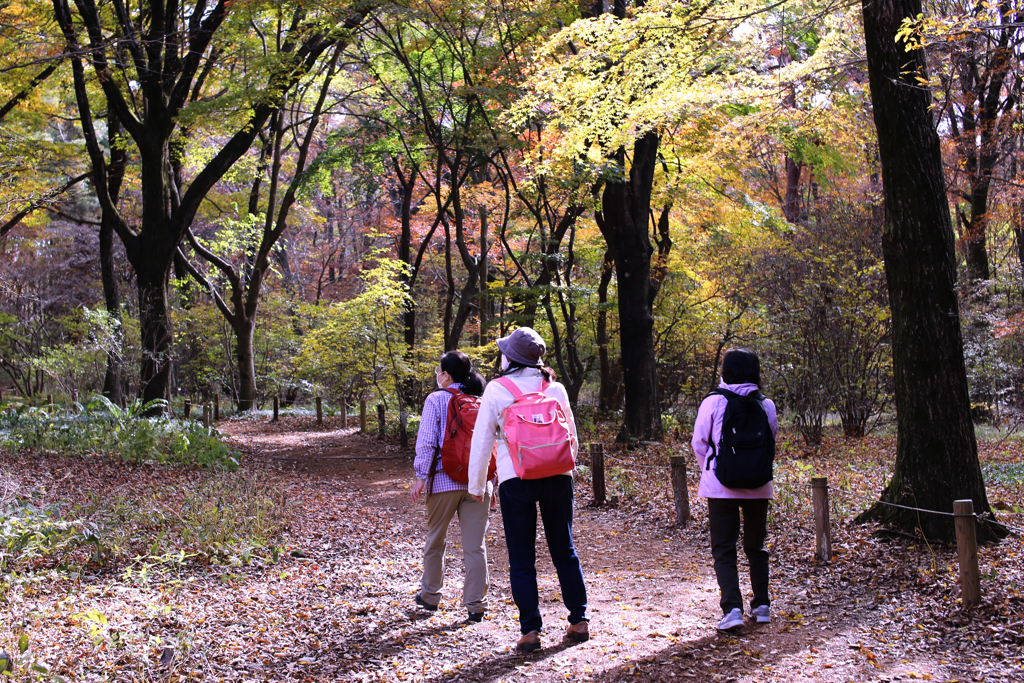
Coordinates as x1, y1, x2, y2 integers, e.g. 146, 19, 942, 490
28, 307, 119, 397
294, 257, 413, 406
0, 471, 287, 588
0, 397, 240, 470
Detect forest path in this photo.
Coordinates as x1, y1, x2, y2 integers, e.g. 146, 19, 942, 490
211, 417, 968, 683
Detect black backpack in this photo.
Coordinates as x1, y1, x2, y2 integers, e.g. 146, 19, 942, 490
703, 388, 775, 489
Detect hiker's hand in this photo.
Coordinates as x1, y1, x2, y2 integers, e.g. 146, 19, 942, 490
471, 494, 483, 503
410, 479, 425, 504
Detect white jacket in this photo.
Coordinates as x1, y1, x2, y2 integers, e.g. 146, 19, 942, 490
467, 368, 579, 496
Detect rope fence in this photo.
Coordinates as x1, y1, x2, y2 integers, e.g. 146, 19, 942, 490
583, 442, 1023, 607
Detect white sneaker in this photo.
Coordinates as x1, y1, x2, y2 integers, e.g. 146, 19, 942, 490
717, 608, 744, 631
751, 605, 770, 623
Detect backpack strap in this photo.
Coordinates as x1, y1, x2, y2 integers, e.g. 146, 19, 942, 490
495, 376, 524, 398
700, 388, 736, 472
426, 389, 456, 496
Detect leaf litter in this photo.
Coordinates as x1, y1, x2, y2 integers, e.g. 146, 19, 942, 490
0, 416, 1020, 681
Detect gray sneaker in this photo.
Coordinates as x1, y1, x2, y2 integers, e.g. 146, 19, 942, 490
717, 608, 744, 631
751, 605, 770, 623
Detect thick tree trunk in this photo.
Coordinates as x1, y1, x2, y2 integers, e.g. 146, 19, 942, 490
599, 133, 663, 441
136, 264, 173, 408
857, 0, 1004, 542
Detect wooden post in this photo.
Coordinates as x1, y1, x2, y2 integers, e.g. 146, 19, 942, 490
812, 476, 832, 562
184, 399, 192, 420
273, 396, 279, 422
47, 394, 53, 413
360, 400, 367, 433
670, 456, 691, 527
377, 403, 386, 438
203, 404, 211, 428
954, 499, 981, 607
591, 443, 606, 506
399, 409, 408, 449
213, 394, 220, 421
341, 399, 348, 429
316, 396, 323, 426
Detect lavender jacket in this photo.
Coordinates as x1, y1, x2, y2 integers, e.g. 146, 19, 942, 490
691, 382, 778, 499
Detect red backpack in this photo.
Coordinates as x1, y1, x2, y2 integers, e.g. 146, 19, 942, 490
438, 387, 496, 484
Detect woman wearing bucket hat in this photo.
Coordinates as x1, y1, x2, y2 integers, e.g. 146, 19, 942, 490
467, 327, 589, 653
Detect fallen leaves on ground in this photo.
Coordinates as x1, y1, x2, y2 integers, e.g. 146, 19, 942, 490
0, 418, 1021, 681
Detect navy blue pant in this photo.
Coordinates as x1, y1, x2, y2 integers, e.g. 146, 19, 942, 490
707, 498, 771, 614
499, 475, 589, 634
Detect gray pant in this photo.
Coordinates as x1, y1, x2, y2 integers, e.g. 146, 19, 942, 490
421, 489, 490, 613
707, 498, 770, 614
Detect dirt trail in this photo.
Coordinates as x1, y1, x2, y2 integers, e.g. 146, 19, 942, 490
205, 418, 987, 683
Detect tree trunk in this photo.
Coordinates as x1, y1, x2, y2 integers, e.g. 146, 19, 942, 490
597, 249, 622, 413
856, 0, 1004, 542
599, 133, 663, 441
136, 264, 173, 407
99, 218, 122, 406
479, 206, 489, 346
396, 161, 418, 349
235, 316, 257, 412
100, 110, 126, 406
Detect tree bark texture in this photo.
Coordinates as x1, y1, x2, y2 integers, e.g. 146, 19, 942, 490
858, 0, 1004, 542
599, 133, 663, 441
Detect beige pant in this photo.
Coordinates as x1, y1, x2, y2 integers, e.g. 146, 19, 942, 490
420, 489, 490, 613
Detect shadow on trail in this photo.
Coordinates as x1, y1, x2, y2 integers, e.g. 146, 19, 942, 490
421, 638, 586, 683
587, 606, 882, 682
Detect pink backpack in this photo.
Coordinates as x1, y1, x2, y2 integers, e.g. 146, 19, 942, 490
495, 377, 576, 479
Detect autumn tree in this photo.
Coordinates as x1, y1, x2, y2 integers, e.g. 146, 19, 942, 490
52, 0, 370, 409
857, 0, 1004, 541
180, 42, 345, 411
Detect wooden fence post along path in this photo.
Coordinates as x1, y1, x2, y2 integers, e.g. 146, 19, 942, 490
670, 456, 690, 527
954, 499, 982, 607
360, 400, 367, 433
812, 476, 832, 563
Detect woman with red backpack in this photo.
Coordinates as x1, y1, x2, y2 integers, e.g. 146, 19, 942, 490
410, 351, 491, 623
467, 327, 589, 653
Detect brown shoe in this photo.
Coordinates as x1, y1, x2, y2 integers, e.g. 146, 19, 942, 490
565, 621, 590, 643
516, 630, 541, 653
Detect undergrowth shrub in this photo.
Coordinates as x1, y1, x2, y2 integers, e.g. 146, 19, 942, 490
0, 396, 238, 470
0, 471, 289, 593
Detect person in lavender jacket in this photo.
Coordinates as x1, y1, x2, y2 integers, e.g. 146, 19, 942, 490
692, 348, 778, 631
410, 350, 491, 623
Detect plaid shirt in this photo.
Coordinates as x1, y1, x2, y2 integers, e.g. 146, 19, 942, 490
414, 385, 464, 494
